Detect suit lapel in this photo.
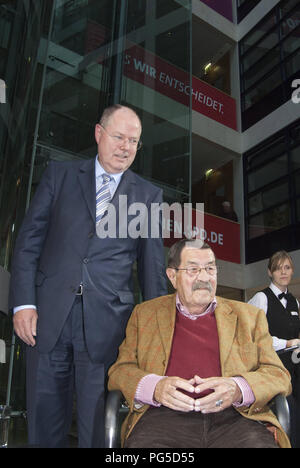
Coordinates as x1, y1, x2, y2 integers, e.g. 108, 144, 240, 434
109, 169, 137, 211
77, 158, 96, 221
156, 295, 177, 371
215, 298, 237, 372
77, 162, 137, 223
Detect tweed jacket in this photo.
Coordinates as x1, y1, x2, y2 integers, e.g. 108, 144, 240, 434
108, 294, 292, 448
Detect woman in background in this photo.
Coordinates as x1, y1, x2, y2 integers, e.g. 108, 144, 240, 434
249, 251, 300, 447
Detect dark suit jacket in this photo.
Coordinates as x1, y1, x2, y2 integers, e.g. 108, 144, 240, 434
9, 158, 167, 366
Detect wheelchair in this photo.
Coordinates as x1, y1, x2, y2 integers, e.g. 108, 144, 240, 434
104, 390, 290, 448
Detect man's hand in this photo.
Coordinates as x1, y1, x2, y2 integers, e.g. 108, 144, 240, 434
193, 376, 242, 413
154, 376, 195, 412
13, 308, 38, 346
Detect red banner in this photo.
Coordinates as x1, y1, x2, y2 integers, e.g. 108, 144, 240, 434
163, 210, 240, 264
85, 23, 237, 130
124, 44, 237, 130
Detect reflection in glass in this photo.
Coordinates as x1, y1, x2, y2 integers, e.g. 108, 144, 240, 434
248, 155, 287, 192
243, 47, 280, 91
248, 203, 290, 240
248, 182, 289, 216
240, 1, 300, 129
243, 31, 279, 74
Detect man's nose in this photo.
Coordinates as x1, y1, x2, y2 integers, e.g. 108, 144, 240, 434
120, 138, 130, 149
196, 267, 210, 278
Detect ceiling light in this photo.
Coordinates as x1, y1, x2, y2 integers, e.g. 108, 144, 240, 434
204, 62, 212, 73
205, 169, 214, 179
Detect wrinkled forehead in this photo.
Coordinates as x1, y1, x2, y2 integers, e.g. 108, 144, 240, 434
180, 245, 216, 265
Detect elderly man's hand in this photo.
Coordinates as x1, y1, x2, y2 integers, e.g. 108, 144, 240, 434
154, 376, 195, 412
193, 375, 242, 413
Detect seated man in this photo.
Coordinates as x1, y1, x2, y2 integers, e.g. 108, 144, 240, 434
108, 239, 291, 448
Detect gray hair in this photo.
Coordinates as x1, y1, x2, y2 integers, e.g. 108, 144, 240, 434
167, 239, 213, 268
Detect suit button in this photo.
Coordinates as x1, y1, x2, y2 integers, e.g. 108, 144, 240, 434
83, 258, 89, 264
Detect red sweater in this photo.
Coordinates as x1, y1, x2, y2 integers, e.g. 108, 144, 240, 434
165, 309, 222, 398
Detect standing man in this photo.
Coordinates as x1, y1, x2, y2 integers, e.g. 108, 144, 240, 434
9, 105, 167, 448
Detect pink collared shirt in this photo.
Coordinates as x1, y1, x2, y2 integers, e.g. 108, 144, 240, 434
134, 295, 255, 408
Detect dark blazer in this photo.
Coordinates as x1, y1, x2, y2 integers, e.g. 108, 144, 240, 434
9, 158, 167, 366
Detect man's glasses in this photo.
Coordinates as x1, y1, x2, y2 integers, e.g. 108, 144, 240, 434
173, 265, 218, 277
100, 124, 142, 150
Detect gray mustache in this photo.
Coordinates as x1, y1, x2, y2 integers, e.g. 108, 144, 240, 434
192, 281, 213, 293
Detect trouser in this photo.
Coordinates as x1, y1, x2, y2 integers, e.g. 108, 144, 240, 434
125, 406, 279, 448
26, 296, 105, 448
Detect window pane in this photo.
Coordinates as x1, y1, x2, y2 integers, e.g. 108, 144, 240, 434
290, 123, 300, 146
248, 182, 289, 216
237, 0, 262, 23
248, 203, 290, 239
282, 30, 300, 57
247, 136, 286, 170
280, 0, 300, 19
293, 172, 300, 196
291, 146, 300, 171
243, 68, 282, 110
285, 49, 300, 76
240, 11, 277, 53
243, 47, 280, 90
247, 155, 288, 192
243, 31, 279, 74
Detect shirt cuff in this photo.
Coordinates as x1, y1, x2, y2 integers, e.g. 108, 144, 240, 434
13, 305, 36, 314
134, 374, 165, 407
272, 337, 287, 352
231, 376, 255, 407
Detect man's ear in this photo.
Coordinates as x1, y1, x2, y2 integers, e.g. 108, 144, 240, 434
95, 123, 102, 144
166, 268, 177, 290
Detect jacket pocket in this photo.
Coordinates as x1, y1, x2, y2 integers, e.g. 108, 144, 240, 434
118, 291, 135, 305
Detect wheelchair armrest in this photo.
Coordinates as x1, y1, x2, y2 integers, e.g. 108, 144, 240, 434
105, 390, 129, 448
271, 394, 290, 438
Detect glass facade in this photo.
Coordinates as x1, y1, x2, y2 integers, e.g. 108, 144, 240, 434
0, 0, 192, 442
239, 0, 300, 130
244, 119, 300, 263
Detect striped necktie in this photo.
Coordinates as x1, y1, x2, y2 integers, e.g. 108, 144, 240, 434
96, 173, 112, 224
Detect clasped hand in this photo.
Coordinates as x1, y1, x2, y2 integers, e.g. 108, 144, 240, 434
154, 375, 242, 413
